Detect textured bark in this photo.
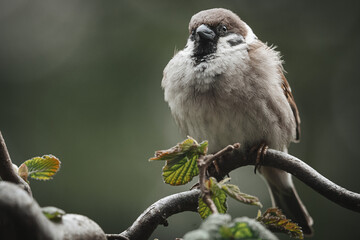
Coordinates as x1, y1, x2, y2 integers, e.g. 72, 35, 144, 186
117, 189, 200, 240
0, 182, 107, 240
0, 132, 32, 196
208, 148, 360, 212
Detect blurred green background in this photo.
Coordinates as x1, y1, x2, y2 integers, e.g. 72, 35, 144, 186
1, 0, 359, 239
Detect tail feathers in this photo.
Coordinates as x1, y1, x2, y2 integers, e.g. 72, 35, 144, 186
261, 167, 314, 235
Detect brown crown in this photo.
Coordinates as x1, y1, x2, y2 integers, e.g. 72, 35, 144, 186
189, 8, 248, 37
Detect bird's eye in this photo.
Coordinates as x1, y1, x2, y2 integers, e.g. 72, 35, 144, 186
218, 25, 228, 36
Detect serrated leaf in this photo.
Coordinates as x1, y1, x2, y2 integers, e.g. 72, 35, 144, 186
198, 178, 227, 219
162, 154, 199, 185
257, 208, 304, 239
149, 137, 207, 161
217, 177, 262, 208
150, 137, 208, 185
221, 182, 262, 208
42, 206, 65, 221
198, 192, 227, 219
198, 198, 212, 219
24, 155, 61, 181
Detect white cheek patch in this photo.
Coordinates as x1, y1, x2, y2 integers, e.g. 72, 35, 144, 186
217, 34, 247, 51
244, 22, 257, 44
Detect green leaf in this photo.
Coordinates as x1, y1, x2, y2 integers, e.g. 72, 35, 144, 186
198, 140, 208, 155
23, 155, 61, 181
149, 137, 208, 185
198, 192, 227, 219
149, 137, 207, 161
257, 208, 304, 239
198, 178, 227, 219
184, 214, 279, 240
162, 154, 199, 185
220, 178, 262, 208
198, 178, 262, 220
42, 206, 65, 221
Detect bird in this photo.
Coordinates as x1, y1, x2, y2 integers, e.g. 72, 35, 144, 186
161, 8, 313, 235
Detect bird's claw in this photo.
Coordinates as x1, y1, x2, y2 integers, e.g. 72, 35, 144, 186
253, 143, 268, 174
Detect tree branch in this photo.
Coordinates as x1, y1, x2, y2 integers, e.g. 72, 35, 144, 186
208, 147, 360, 212
112, 146, 360, 239
265, 149, 360, 212
0, 181, 107, 240
111, 189, 201, 240
2, 130, 359, 240
0, 132, 108, 239
0, 131, 32, 196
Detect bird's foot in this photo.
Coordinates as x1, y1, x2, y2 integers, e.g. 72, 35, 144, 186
252, 142, 268, 174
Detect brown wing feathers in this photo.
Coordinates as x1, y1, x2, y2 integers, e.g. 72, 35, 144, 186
280, 71, 301, 142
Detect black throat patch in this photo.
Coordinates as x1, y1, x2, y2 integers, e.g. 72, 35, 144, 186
191, 37, 218, 65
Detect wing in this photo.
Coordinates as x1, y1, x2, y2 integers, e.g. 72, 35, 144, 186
280, 70, 301, 142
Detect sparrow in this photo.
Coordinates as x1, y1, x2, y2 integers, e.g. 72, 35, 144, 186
162, 8, 313, 235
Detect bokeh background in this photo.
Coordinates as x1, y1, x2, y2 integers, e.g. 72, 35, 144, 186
1, 0, 359, 239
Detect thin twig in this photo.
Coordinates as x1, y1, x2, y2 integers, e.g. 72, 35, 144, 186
205, 143, 240, 166
198, 155, 219, 214
197, 143, 240, 214
202, 192, 219, 214
0, 131, 32, 196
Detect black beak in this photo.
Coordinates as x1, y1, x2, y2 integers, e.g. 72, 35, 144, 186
196, 24, 215, 41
